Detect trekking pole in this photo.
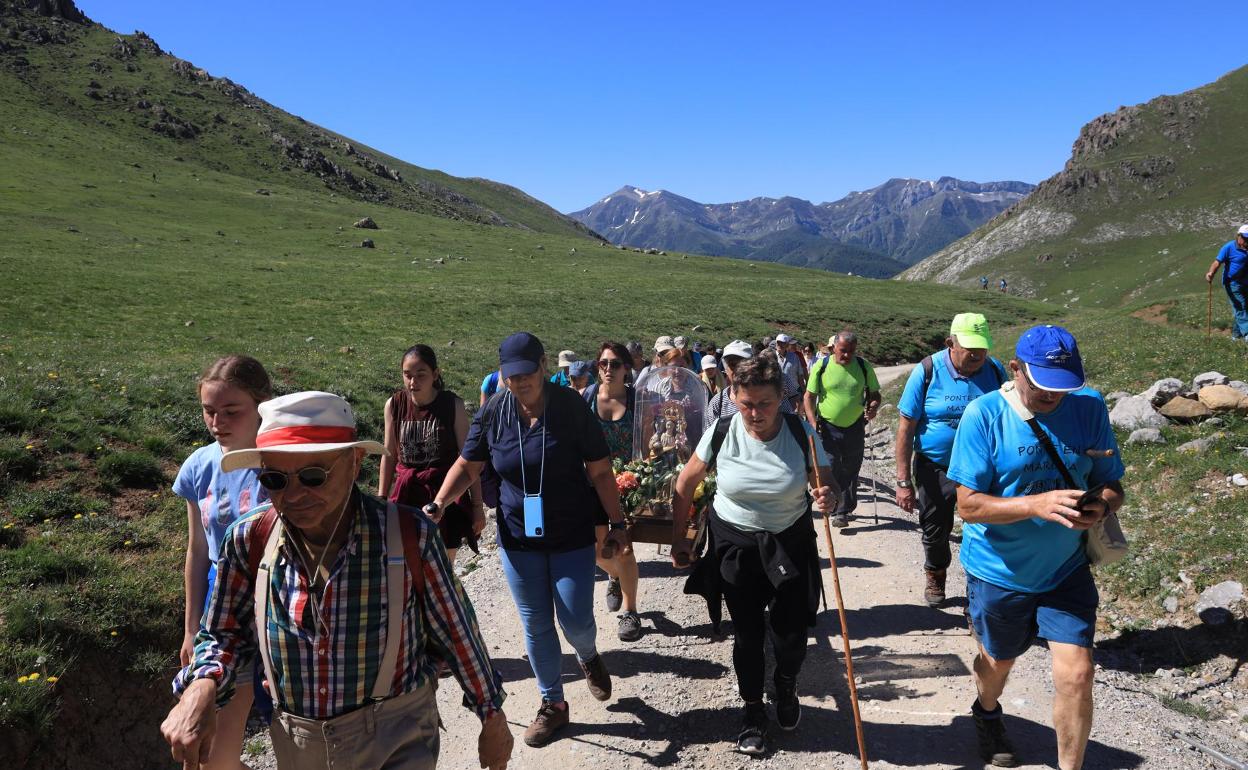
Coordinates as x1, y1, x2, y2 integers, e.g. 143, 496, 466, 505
1207, 281, 1213, 337
869, 441, 879, 526
810, 435, 870, 770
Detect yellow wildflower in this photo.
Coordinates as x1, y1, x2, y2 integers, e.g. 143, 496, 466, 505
74, 514, 83, 519
17, 676, 28, 684
110, 630, 118, 637
123, 540, 133, 546
25, 444, 34, 450
47, 372, 58, 379
46, 676, 59, 684
28, 672, 39, 681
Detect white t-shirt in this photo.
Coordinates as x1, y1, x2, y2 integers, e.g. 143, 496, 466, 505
694, 413, 828, 533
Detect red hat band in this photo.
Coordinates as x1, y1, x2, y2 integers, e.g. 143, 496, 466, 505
256, 425, 357, 448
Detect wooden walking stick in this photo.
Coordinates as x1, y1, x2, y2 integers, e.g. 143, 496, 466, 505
1207, 280, 1213, 337
810, 435, 870, 770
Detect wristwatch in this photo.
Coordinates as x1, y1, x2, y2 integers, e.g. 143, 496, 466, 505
609, 521, 628, 531
896, 479, 912, 489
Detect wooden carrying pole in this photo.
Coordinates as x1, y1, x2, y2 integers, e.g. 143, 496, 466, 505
1207, 281, 1213, 337
810, 435, 869, 770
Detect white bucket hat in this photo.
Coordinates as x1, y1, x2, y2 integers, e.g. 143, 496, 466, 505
557, 350, 579, 368
221, 391, 385, 472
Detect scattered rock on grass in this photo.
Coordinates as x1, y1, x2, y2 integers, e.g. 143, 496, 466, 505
1140, 378, 1184, 407
1232, 473, 1248, 488
1176, 436, 1216, 454
1198, 385, 1248, 412
1228, 380, 1248, 397
1104, 391, 1133, 403
353, 217, 378, 229
361, 239, 374, 248
1127, 428, 1164, 444
1194, 581, 1243, 626
1193, 371, 1229, 390
1110, 396, 1166, 430
1158, 397, 1212, 422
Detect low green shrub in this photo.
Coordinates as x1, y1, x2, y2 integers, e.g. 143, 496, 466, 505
5, 488, 108, 524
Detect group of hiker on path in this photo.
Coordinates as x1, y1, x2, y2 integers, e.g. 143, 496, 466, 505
161, 308, 1127, 770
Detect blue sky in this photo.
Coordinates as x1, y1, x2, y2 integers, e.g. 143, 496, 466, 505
83, 1, 1246, 213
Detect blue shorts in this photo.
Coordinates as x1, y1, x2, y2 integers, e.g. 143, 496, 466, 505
966, 563, 1098, 661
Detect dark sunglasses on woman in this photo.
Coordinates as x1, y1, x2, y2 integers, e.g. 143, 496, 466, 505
597, 359, 626, 370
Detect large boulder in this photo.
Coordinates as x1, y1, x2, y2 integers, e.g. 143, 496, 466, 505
1126, 428, 1165, 444
1139, 378, 1184, 407
1109, 396, 1166, 430
1194, 581, 1244, 626
1198, 385, 1248, 412
1158, 397, 1213, 422
1192, 371, 1229, 390
1228, 380, 1248, 398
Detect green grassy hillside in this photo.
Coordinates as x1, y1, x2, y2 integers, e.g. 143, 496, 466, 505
0, 6, 1058, 767
903, 65, 1248, 312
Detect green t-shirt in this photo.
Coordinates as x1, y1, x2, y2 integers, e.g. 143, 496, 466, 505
694, 414, 829, 533
806, 356, 880, 427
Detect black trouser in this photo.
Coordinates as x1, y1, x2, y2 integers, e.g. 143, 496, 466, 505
721, 561, 810, 702
818, 416, 865, 516
914, 452, 958, 571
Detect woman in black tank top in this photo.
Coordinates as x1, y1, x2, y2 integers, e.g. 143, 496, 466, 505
379, 345, 483, 561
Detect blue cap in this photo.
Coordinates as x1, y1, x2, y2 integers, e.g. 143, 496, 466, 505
499, 332, 544, 379
568, 360, 592, 378
1015, 325, 1084, 392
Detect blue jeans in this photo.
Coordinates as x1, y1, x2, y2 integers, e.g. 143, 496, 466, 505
499, 545, 598, 703
1225, 281, 1248, 339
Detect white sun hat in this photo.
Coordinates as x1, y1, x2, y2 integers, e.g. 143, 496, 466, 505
220, 391, 385, 472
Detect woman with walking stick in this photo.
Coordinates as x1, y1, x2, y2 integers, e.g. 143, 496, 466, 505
671, 356, 836, 756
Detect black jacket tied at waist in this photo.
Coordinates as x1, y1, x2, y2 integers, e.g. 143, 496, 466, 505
684, 507, 821, 633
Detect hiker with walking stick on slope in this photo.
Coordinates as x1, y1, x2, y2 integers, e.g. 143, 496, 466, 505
947, 325, 1125, 770
671, 355, 837, 756
894, 313, 1007, 608
1204, 224, 1248, 341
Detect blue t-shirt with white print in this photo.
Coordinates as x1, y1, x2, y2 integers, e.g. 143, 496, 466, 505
897, 350, 1005, 467
947, 388, 1124, 593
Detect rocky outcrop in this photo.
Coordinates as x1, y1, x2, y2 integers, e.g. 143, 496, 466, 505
2, 0, 88, 23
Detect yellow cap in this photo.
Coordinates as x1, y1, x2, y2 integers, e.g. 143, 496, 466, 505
950, 313, 993, 349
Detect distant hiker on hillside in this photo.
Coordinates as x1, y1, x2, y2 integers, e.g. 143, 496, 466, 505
804, 330, 881, 527
700, 354, 726, 395
1205, 224, 1248, 340
584, 341, 644, 642
947, 325, 1124, 769
431, 332, 627, 748
672, 355, 836, 756
163, 392, 513, 770
998, 277, 1008, 293
894, 314, 1007, 608
704, 340, 803, 428
173, 355, 274, 770
379, 344, 483, 564
980, 276, 989, 290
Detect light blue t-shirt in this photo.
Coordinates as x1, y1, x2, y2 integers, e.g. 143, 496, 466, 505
173, 442, 269, 563
947, 389, 1124, 594
897, 350, 1006, 467
695, 414, 829, 534
1216, 240, 1247, 285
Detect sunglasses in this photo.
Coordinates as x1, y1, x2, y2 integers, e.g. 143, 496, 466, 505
597, 359, 626, 370
257, 464, 334, 491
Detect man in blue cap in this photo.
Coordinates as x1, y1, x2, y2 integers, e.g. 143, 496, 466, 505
1205, 224, 1248, 340
946, 325, 1125, 770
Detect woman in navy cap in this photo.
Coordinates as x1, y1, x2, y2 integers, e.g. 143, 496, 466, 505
431, 332, 631, 748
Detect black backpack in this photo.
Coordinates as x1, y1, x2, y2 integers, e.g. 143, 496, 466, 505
703, 412, 812, 474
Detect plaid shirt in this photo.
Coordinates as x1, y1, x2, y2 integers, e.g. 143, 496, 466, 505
173, 490, 505, 720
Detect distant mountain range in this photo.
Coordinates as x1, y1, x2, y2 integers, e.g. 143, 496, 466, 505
569, 178, 1034, 277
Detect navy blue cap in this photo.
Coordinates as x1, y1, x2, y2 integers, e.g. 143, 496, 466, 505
499, 332, 544, 379
1015, 325, 1085, 392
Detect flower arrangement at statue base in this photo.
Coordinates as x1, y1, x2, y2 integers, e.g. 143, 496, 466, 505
612, 457, 715, 545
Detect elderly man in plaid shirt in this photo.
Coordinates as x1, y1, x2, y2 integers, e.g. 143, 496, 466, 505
161, 391, 512, 770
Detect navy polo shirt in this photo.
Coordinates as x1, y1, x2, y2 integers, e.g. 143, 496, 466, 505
898, 349, 1006, 467
462, 383, 608, 552
1216, 240, 1247, 284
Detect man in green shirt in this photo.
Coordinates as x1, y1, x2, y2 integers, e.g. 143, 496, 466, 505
803, 330, 881, 527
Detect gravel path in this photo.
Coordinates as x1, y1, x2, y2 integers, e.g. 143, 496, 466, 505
243, 365, 1247, 768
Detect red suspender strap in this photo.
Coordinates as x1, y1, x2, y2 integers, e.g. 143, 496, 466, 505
247, 506, 279, 579
396, 506, 426, 597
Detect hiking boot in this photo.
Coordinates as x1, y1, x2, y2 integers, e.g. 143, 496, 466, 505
972, 701, 1019, 767
604, 576, 623, 612
773, 674, 801, 731
617, 611, 642, 642
523, 699, 569, 747
735, 701, 769, 756
923, 568, 947, 607
831, 514, 850, 528
579, 653, 612, 701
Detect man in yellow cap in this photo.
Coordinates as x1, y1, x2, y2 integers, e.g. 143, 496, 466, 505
893, 314, 1007, 607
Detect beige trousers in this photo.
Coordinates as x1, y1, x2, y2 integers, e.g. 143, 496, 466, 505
269, 683, 439, 770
